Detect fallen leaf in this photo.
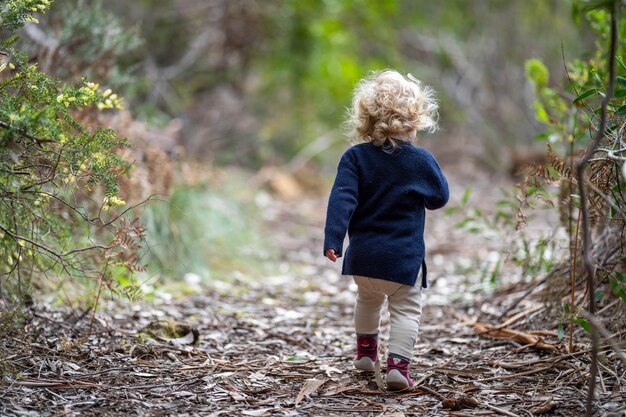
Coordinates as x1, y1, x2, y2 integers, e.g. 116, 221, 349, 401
229, 391, 247, 401
241, 408, 274, 416
319, 364, 342, 377
64, 362, 81, 371
174, 390, 196, 398
295, 378, 327, 406
531, 400, 557, 415
442, 396, 479, 410
374, 360, 385, 390
143, 320, 199, 345
169, 330, 198, 345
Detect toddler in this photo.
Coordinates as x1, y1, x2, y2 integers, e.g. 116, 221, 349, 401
323, 70, 449, 391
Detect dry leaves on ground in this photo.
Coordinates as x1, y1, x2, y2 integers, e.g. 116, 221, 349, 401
1, 176, 625, 416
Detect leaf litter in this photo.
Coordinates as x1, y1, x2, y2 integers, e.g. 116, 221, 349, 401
1, 174, 625, 416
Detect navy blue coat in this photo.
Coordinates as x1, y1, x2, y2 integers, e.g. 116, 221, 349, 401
323, 142, 449, 287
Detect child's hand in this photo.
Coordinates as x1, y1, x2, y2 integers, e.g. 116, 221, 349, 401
325, 249, 338, 262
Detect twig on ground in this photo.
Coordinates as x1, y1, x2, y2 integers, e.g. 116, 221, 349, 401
483, 403, 521, 417
5, 378, 105, 388
417, 384, 445, 400
495, 345, 612, 369
493, 343, 538, 366
476, 366, 553, 383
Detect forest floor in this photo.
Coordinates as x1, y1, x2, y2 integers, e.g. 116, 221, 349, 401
1, 164, 625, 417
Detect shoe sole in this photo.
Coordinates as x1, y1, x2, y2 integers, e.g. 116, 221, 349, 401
353, 357, 375, 371
386, 369, 412, 391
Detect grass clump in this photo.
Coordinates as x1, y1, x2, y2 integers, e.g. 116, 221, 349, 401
141, 172, 276, 286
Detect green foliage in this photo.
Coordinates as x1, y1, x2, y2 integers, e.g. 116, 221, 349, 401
523, 4, 625, 223
0, 0, 141, 305
252, 1, 407, 161
446, 187, 563, 285
529, 3, 626, 144
141, 179, 276, 284
94, 0, 585, 167
522, 0, 626, 335
29, 0, 143, 89
610, 272, 626, 301
0, 0, 50, 31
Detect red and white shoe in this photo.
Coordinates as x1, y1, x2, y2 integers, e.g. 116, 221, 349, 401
353, 335, 378, 371
386, 356, 414, 391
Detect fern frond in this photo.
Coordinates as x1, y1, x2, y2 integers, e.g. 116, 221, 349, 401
547, 144, 573, 179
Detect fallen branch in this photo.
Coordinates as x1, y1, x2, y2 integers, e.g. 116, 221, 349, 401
5, 378, 105, 389
473, 322, 558, 351
476, 366, 553, 383
495, 345, 613, 369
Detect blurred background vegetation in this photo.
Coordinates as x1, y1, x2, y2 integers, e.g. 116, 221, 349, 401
20, 0, 595, 167
2, 0, 620, 307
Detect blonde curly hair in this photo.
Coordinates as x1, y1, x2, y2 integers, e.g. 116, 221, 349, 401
345, 70, 438, 148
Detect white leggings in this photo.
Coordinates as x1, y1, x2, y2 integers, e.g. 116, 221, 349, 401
353, 275, 423, 360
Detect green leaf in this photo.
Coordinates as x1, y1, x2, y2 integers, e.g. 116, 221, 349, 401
609, 277, 626, 301
490, 257, 501, 285
615, 105, 626, 115
572, 1, 582, 23
574, 317, 591, 333
594, 289, 604, 303
534, 132, 552, 141
573, 88, 598, 104
614, 89, 626, 98
557, 322, 564, 341
594, 72, 603, 84
286, 355, 310, 361
525, 59, 550, 88
564, 303, 571, 315
461, 188, 472, 205
454, 218, 472, 229
578, 0, 618, 13
534, 101, 549, 123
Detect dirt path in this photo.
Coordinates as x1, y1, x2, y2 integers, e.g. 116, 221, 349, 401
1, 174, 624, 416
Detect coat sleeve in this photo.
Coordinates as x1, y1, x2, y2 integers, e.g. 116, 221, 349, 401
420, 151, 450, 210
323, 151, 359, 257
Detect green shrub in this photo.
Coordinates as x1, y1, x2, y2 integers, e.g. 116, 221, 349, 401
0, 0, 141, 306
